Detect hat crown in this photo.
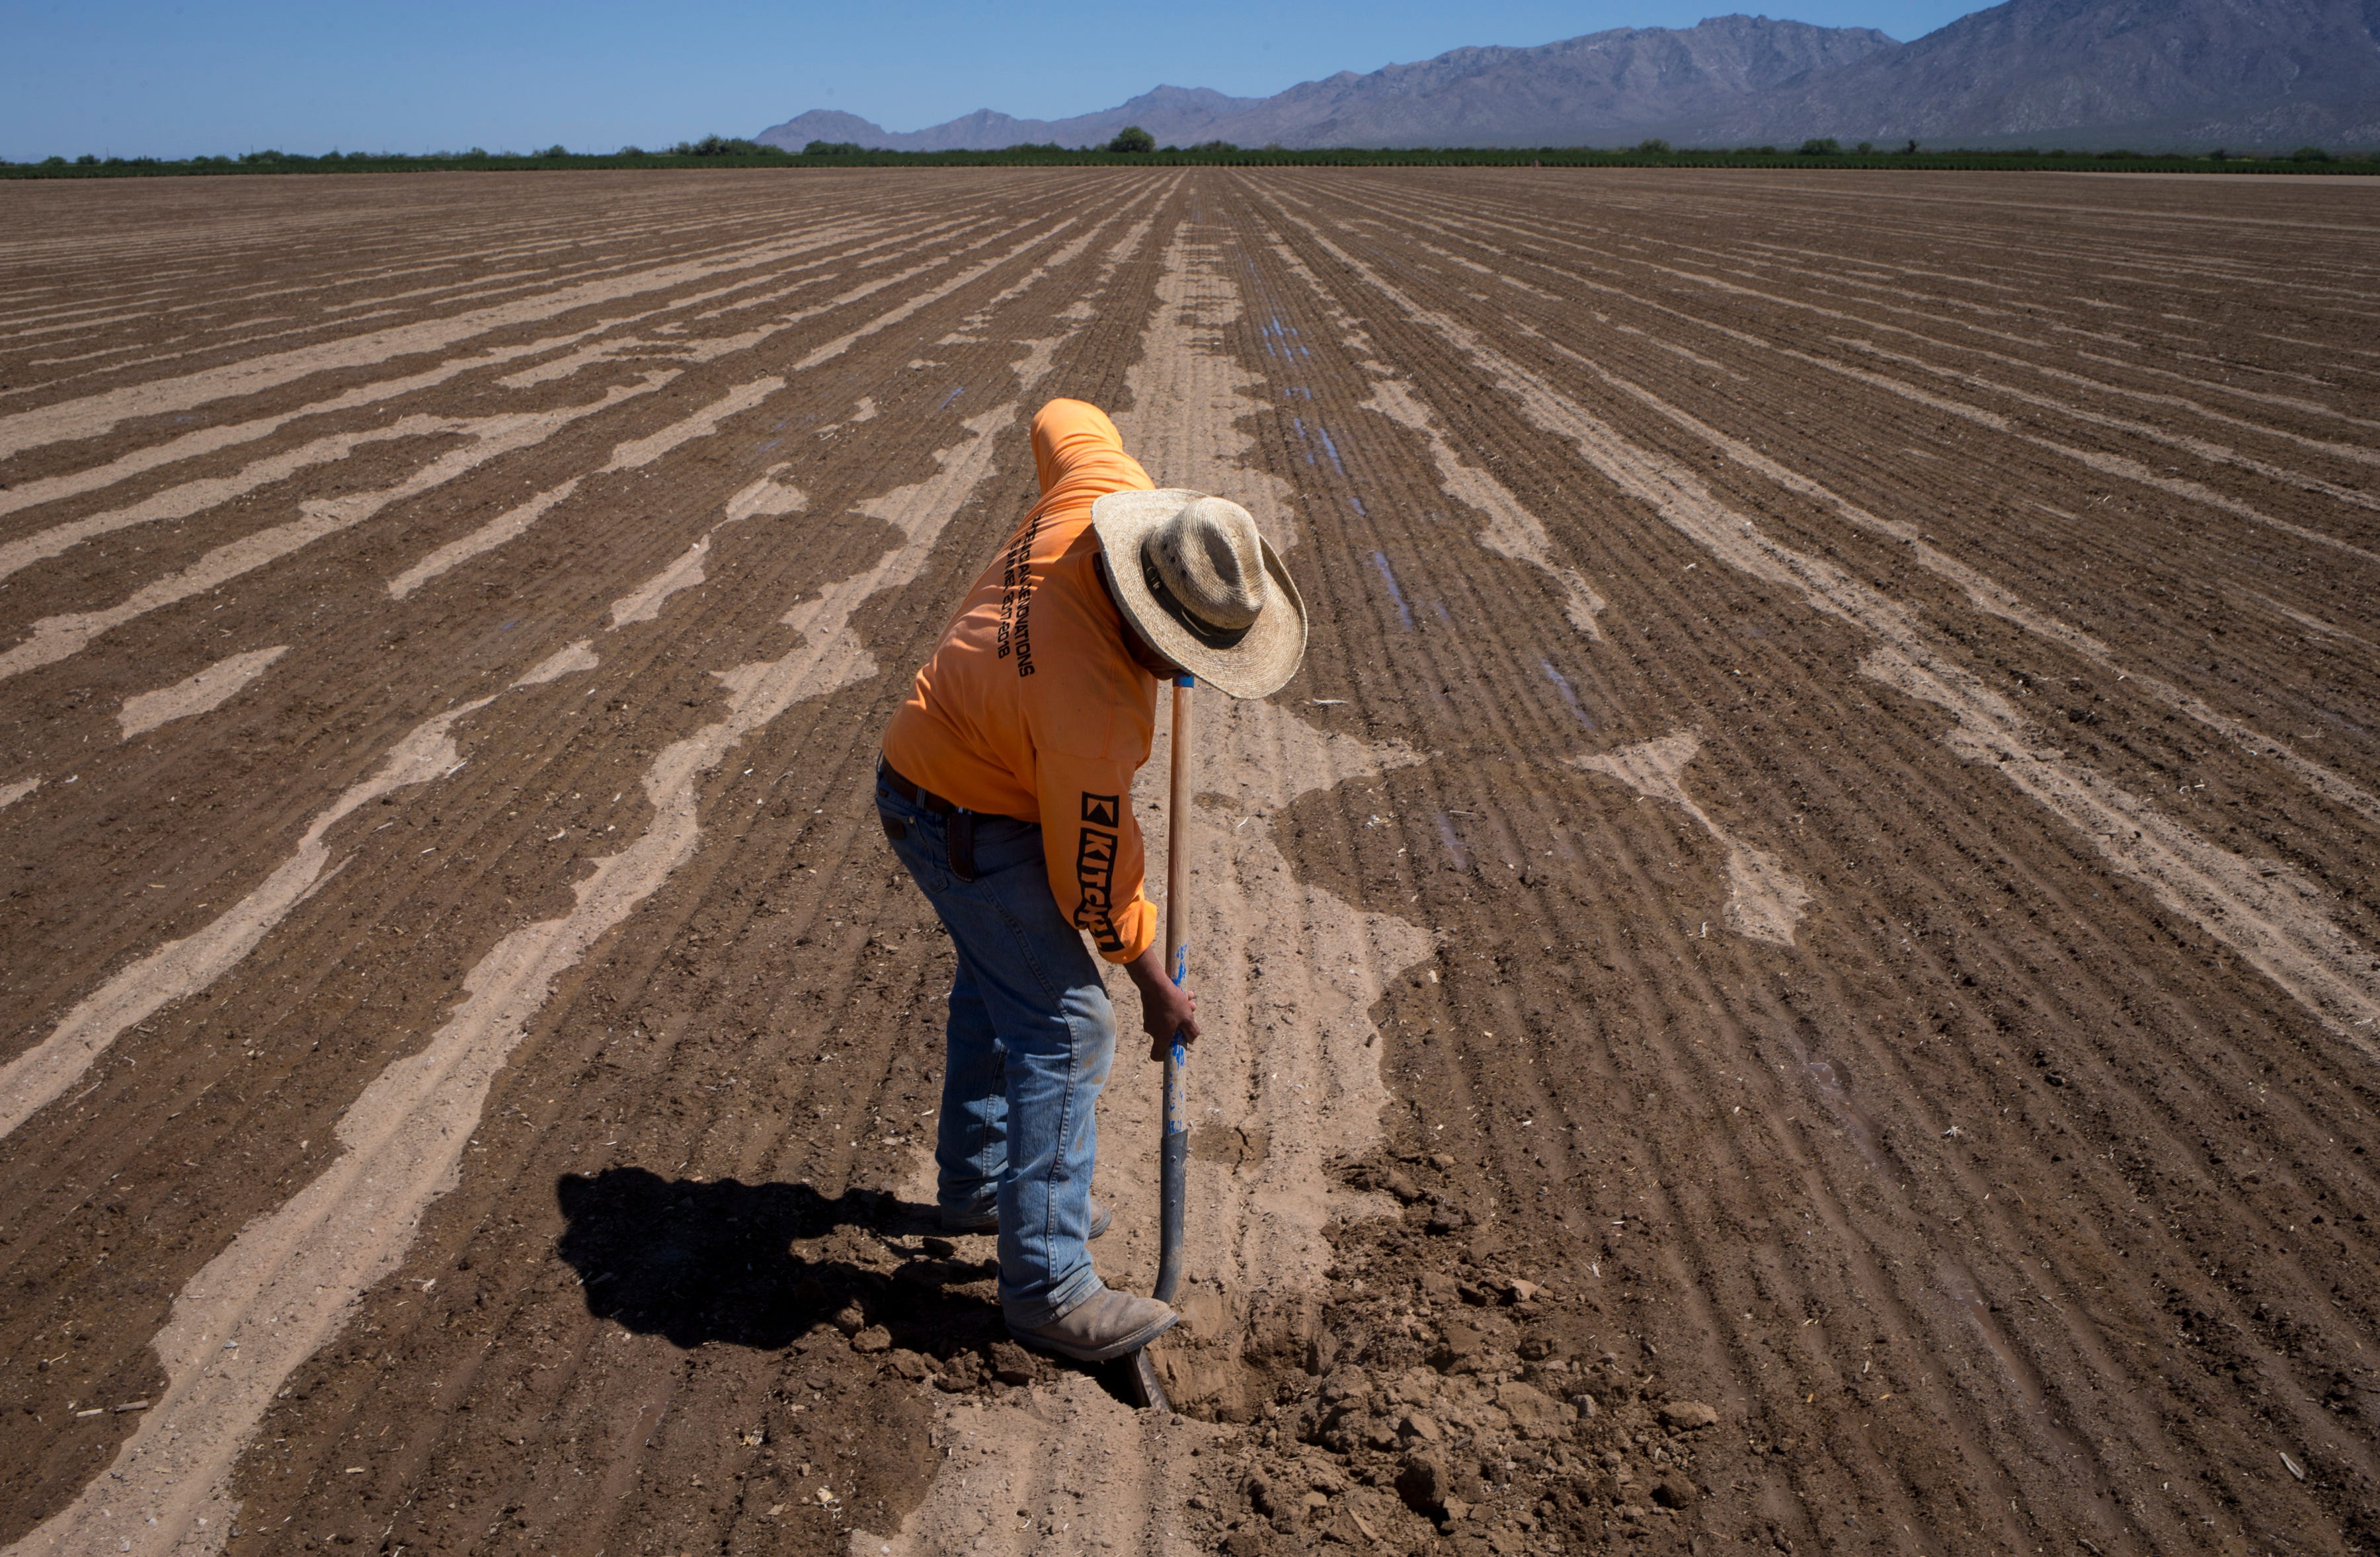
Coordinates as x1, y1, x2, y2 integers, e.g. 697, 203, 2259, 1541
1145, 496, 1267, 631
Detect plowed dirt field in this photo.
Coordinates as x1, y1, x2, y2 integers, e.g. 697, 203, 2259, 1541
0, 167, 2375, 1557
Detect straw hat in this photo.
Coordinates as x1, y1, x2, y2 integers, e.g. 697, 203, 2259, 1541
1091, 489, 1307, 699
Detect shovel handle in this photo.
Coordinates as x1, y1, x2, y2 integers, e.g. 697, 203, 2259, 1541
1154, 673, 1193, 1305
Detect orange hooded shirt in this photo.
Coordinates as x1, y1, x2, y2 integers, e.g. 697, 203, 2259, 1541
881, 399, 1162, 965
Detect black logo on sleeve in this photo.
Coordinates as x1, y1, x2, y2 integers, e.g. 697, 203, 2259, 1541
1072, 792, 1123, 951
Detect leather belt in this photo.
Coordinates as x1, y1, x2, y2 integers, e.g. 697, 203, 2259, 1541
877, 757, 959, 816
877, 758, 978, 882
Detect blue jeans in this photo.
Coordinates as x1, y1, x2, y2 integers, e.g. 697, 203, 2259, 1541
875, 773, 1115, 1328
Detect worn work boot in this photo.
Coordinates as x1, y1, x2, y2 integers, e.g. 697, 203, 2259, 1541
941, 1197, 1113, 1240
1010, 1283, 1179, 1363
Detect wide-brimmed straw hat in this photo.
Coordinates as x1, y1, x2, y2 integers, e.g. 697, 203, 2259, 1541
1091, 489, 1307, 699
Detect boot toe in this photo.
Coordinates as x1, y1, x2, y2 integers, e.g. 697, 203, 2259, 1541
1011, 1286, 1178, 1363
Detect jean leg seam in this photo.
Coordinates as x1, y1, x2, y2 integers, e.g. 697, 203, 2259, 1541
1043, 999, 1078, 1257
942, 954, 1004, 1211
969, 1047, 1006, 1202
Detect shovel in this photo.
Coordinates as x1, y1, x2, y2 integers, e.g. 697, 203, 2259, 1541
1125, 671, 1194, 1411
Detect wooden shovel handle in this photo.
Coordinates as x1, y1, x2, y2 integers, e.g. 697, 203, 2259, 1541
1164, 674, 1193, 982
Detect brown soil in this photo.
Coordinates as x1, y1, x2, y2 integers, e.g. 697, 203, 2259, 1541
0, 167, 2374, 1557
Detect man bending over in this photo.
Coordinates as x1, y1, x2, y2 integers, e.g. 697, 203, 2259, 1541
876, 398, 1306, 1361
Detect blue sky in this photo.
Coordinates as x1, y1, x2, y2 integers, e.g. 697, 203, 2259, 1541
4, 0, 1982, 160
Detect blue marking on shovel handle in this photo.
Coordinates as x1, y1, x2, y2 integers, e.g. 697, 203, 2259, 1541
1165, 942, 1189, 1135
1164, 1043, 1189, 1137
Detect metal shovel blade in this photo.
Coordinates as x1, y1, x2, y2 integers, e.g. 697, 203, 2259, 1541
1123, 1345, 1170, 1412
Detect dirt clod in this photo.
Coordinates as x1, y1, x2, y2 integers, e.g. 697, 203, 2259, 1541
1652, 1470, 1700, 1509
1659, 1399, 1719, 1431
1394, 1451, 1448, 1514
986, 1339, 1035, 1385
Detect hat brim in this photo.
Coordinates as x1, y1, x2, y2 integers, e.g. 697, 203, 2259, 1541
1091, 489, 1308, 699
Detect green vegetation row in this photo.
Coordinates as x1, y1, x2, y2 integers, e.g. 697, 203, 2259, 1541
6, 132, 2371, 178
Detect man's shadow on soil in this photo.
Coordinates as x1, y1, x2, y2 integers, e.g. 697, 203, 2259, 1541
553, 1166, 1006, 1357
554, 1168, 1152, 1406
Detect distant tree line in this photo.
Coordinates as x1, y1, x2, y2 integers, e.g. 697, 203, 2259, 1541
4, 138, 2369, 178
